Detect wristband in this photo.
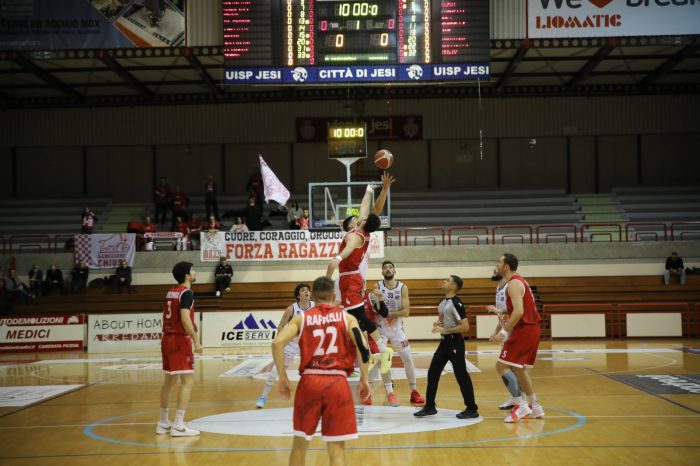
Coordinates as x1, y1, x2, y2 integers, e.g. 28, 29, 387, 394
366, 185, 374, 192
335, 255, 343, 262
499, 328, 508, 337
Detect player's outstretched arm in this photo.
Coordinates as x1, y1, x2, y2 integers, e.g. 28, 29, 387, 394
272, 314, 302, 399
326, 234, 362, 278
372, 172, 396, 216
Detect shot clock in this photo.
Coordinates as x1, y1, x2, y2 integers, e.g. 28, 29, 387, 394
328, 123, 367, 159
223, 0, 490, 85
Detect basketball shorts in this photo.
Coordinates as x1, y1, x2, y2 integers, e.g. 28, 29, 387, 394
161, 333, 194, 374
338, 274, 364, 309
378, 323, 410, 351
293, 374, 358, 442
497, 324, 541, 368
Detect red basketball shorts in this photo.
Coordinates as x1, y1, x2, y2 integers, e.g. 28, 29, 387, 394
293, 374, 358, 442
498, 324, 541, 368
161, 333, 194, 374
338, 273, 364, 310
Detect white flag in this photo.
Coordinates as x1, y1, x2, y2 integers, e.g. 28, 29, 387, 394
259, 155, 290, 206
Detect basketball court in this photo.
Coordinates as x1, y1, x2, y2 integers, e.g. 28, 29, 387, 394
1, 339, 698, 465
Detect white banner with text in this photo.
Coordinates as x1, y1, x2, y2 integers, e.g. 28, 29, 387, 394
200, 230, 384, 262
202, 311, 285, 348
0, 314, 85, 353
528, 0, 700, 38
87, 313, 201, 353
74, 233, 136, 269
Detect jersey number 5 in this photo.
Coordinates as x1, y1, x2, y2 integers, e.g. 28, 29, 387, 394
312, 327, 339, 356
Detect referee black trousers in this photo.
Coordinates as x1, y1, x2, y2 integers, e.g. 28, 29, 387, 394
424, 334, 478, 411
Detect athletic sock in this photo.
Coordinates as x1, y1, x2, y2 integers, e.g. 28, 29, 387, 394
398, 349, 417, 391
160, 408, 169, 424
174, 409, 185, 427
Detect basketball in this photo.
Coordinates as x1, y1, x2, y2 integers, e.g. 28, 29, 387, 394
374, 149, 394, 169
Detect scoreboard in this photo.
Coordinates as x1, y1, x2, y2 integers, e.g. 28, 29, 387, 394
223, 0, 490, 85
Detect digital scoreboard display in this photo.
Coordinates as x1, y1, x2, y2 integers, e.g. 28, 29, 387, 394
223, 0, 490, 85
328, 123, 367, 158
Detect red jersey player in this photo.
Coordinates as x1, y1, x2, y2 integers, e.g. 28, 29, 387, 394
156, 261, 203, 437
272, 276, 370, 466
491, 253, 545, 423
326, 172, 395, 375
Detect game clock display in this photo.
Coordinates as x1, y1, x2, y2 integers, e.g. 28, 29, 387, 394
223, 0, 490, 85
328, 123, 367, 158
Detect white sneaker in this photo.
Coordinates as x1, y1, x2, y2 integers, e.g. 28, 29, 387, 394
529, 404, 545, 419
170, 423, 200, 437
155, 421, 171, 435
504, 404, 532, 423
499, 397, 517, 410
215, 291, 221, 297
256, 395, 266, 409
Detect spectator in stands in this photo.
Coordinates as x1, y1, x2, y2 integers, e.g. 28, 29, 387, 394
246, 165, 264, 207
127, 218, 144, 234
81, 207, 97, 234
6, 269, 31, 304
188, 213, 202, 250
298, 209, 310, 230
171, 185, 190, 231
143, 216, 157, 251
204, 175, 219, 222
28, 265, 43, 296
215, 257, 233, 297
154, 176, 171, 225
44, 265, 65, 295
175, 216, 191, 250
72, 260, 89, 293
204, 215, 221, 233
244, 197, 264, 231
664, 252, 686, 285
286, 199, 303, 230
230, 216, 249, 233
112, 260, 133, 294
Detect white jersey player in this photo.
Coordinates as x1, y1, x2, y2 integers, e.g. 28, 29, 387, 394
257, 283, 314, 408
373, 261, 425, 406
487, 269, 523, 410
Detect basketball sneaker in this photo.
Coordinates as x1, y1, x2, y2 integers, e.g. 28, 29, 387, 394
499, 397, 518, 410
256, 395, 266, 409
410, 390, 425, 406
155, 421, 171, 435
413, 406, 437, 417
361, 394, 373, 406
456, 408, 480, 419
386, 392, 400, 407
380, 348, 394, 374
529, 404, 545, 419
504, 404, 532, 423
170, 424, 200, 437
368, 353, 381, 372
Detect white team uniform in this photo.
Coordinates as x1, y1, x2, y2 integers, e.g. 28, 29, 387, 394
283, 300, 315, 358
375, 280, 410, 350
495, 281, 509, 342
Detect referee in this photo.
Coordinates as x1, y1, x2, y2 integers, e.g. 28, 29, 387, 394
414, 275, 479, 419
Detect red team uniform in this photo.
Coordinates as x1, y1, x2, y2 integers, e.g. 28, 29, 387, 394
338, 228, 370, 310
161, 285, 197, 374
294, 303, 358, 441
498, 275, 541, 368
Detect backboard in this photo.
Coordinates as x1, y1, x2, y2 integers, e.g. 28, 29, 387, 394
307, 181, 391, 231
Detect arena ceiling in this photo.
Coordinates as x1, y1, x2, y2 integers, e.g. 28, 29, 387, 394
0, 35, 698, 109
